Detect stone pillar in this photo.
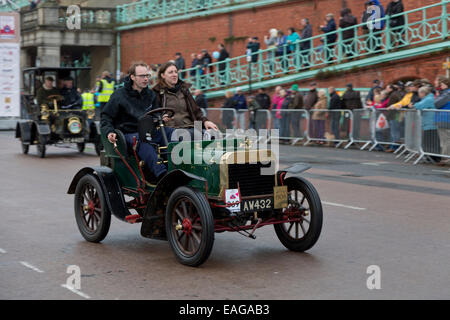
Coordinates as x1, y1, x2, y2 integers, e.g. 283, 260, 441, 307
37, 45, 60, 67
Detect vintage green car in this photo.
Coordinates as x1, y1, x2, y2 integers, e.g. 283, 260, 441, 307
15, 67, 102, 158
67, 108, 323, 267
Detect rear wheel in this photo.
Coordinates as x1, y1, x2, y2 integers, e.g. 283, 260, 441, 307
74, 174, 111, 242
165, 186, 214, 267
274, 177, 323, 252
77, 143, 85, 153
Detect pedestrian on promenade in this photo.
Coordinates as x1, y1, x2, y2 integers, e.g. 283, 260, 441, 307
300, 18, 313, 69
339, 8, 358, 60
320, 13, 337, 63
386, 0, 405, 47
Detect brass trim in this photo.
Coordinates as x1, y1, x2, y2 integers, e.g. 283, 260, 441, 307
218, 149, 277, 199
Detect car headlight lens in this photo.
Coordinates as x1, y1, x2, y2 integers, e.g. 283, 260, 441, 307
67, 117, 82, 134
86, 109, 95, 120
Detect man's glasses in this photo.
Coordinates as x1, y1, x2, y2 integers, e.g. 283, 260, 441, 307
135, 74, 151, 79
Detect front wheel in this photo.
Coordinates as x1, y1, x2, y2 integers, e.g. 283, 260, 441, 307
274, 177, 323, 252
37, 142, 46, 158
74, 174, 111, 243
165, 186, 214, 267
21, 141, 29, 154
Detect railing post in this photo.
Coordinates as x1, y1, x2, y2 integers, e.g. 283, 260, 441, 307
442, 0, 448, 40
195, 66, 200, 90
337, 29, 343, 63
258, 51, 263, 82
385, 15, 391, 53
162, 0, 166, 18
226, 59, 230, 87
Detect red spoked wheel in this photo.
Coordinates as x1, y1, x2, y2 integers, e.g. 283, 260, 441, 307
274, 177, 323, 252
165, 186, 214, 267
74, 174, 111, 243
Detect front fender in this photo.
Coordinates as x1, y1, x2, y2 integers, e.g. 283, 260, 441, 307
67, 166, 130, 222
15, 121, 33, 142
277, 163, 311, 183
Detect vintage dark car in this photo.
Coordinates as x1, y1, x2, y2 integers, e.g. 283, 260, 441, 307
15, 67, 102, 157
67, 108, 323, 267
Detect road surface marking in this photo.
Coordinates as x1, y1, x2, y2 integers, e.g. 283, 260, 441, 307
361, 162, 389, 166
19, 261, 44, 273
61, 284, 91, 299
0, 248, 6, 254
432, 169, 450, 173
322, 201, 366, 211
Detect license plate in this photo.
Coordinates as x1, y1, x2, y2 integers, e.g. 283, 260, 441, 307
63, 137, 84, 143
242, 198, 273, 212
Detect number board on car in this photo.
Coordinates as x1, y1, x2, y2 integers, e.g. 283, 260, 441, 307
242, 198, 273, 212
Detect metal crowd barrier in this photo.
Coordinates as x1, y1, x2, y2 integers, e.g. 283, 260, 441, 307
346, 108, 374, 150
420, 109, 450, 162
199, 107, 450, 165
369, 108, 406, 152
268, 109, 309, 144
304, 109, 352, 148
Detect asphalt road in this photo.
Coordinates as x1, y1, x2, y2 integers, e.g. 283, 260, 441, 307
0, 131, 449, 300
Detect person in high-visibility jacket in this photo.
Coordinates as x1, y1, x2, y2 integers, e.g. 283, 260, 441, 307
95, 71, 115, 112
81, 90, 95, 110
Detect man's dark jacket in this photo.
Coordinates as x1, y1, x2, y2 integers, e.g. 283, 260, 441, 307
329, 91, 342, 110
342, 89, 362, 110
321, 18, 337, 44
339, 10, 358, 40
100, 77, 159, 136
300, 24, 313, 50
60, 87, 82, 108
255, 93, 271, 109
218, 48, 230, 71
386, 0, 405, 28
303, 89, 318, 110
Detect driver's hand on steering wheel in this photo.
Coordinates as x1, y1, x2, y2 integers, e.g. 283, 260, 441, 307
107, 132, 117, 144
204, 120, 219, 131
162, 113, 174, 123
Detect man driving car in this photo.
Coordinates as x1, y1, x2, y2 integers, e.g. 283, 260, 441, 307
100, 62, 174, 182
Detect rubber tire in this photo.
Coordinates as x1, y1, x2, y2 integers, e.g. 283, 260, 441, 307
77, 143, 85, 153
274, 177, 323, 252
165, 186, 215, 267
37, 143, 46, 158
21, 142, 29, 154
74, 174, 111, 243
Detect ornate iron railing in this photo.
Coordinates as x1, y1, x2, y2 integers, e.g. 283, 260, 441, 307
116, 0, 242, 24
177, 0, 449, 92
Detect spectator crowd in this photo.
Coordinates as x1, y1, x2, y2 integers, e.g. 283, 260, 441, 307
218, 74, 450, 165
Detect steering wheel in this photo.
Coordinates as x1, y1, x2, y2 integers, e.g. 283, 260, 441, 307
145, 107, 175, 120
47, 95, 64, 101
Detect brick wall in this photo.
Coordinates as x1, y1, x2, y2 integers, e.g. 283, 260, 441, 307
120, 0, 443, 70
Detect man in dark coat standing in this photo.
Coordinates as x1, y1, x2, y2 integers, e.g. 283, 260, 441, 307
386, 0, 405, 47
300, 18, 313, 68
328, 86, 342, 139
303, 82, 318, 111
339, 8, 358, 59
175, 53, 186, 79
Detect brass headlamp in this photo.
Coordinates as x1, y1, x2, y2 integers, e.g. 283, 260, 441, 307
67, 117, 82, 134
40, 104, 50, 121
